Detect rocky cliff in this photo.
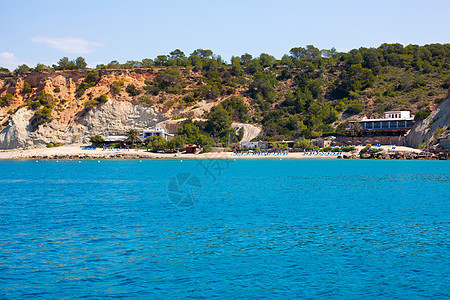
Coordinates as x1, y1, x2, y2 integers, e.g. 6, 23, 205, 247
0, 100, 161, 148
1, 65, 446, 150
405, 88, 450, 149
0, 69, 236, 149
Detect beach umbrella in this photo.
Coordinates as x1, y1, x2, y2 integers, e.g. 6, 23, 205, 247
374, 139, 380, 144
346, 140, 352, 145
364, 140, 371, 145
355, 140, 361, 144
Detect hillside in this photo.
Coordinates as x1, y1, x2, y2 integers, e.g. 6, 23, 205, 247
0, 43, 449, 149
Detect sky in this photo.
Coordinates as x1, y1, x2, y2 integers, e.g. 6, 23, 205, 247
1, 0, 449, 70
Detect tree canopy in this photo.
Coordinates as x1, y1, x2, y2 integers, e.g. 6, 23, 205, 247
1, 42, 449, 141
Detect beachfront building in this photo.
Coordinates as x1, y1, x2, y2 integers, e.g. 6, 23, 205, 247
240, 141, 269, 150
349, 111, 414, 136
312, 137, 334, 148
241, 142, 259, 150
140, 128, 174, 141
335, 110, 415, 146
105, 135, 127, 142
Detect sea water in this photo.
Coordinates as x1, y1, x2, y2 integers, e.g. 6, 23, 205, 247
0, 159, 448, 299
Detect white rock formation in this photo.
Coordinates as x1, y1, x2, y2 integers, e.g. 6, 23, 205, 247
405, 96, 449, 148
231, 123, 262, 142
0, 100, 161, 149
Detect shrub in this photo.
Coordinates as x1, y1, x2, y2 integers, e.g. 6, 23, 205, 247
145, 136, 167, 152
85, 94, 108, 108
34, 104, 53, 125
340, 146, 355, 152
76, 70, 100, 97
360, 145, 371, 154
372, 148, 384, 154
30, 101, 41, 110
89, 135, 105, 144
126, 84, 141, 96
23, 82, 32, 94
294, 139, 314, 150
46, 142, 64, 148
415, 109, 431, 121
137, 94, 153, 105
53, 87, 61, 93
95, 94, 108, 104
155, 69, 183, 90
167, 136, 185, 151
110, 80, 124, 94
5, 78, 16, 86
345, 100, 363, 115
182, 94, 196, 104
0, 93, 13, 107
441, 75, 450, 89
164, 99, 176, 107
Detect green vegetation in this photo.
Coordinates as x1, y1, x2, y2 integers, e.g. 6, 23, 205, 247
35, 105, 53, 125
46, 142, 64, 148
143, 135, 185, 152
125, 129, 141, 146
1, 43, 449, 141
53, 57, 87, 70
0, 93, 13, 107
167, 135, 185, 150
76, 70, 100, 97
110, 80, 124, 94
89, 135, 105, 144
372, 148, 384, 154
145, 136, 167, 152
154, 69, 184, 93
340, 146, 356, 152
294, 139, 314, 150
177, 119, 215, 152
137, 94, 153, 105
23, 82, 32, 94
85, 94, 108, 108
26, 91, 54, 126
360, 145, 372, 154
126, 84, 141, 96
415, 108, 431, 121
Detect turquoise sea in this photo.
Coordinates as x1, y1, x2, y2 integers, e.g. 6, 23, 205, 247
0, 159, 448, 299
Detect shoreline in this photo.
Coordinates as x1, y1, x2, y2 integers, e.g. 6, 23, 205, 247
0, 144, 424, 160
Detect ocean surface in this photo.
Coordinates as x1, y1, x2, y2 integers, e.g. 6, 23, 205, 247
0, 159, 448, 299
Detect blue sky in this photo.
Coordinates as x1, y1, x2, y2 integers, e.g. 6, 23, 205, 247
1, 0, 449, 70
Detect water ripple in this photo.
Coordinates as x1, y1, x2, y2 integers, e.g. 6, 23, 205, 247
0, 160, 448, 298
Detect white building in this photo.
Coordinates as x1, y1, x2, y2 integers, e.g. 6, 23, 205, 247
240, 141, 269, 150
349, 111, 414, 131
140, 128, 174, 141
241, 141, 259, 149
384, 111, 411, 119
105, 135, 127, 142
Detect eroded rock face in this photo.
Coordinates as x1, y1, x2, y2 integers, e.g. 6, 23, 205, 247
0, 100, 162, 149
405, 96, 450, 148
75, 100, 160, 140
231, 123, 262, 142
0, 108, 36, 149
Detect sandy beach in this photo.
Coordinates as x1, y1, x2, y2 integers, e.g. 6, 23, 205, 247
0, 144, 422, 160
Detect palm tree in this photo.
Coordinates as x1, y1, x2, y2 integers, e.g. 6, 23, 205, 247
125, 129, 141, 146
351, 122, 362, 137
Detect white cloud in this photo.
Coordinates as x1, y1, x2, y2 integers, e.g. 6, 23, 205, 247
0, 52, 20, 70
32, 36, 103, 54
